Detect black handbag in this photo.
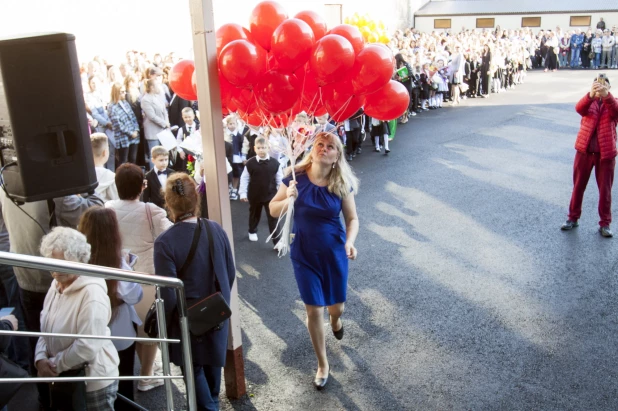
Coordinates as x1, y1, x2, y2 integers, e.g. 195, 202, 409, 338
49, 364, 87, 411
144, 219, 231, 338
0, 352, 28, 408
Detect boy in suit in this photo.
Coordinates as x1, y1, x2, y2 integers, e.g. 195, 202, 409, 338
239, 137, 282, 244
142, 145, 175, 209
90, 133, 119, 202
172, 107, 199, 173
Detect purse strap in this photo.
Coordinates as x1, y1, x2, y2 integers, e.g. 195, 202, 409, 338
177, 219, 202, 278
145, 203, 155, 241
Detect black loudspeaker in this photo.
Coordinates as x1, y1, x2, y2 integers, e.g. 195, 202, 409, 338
0, 33, 97, 203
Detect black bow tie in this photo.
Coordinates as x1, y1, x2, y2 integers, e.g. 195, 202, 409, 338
157, 170, 168, 176
257, 158, 269, 163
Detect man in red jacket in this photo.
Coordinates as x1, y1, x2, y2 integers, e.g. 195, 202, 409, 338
562, 77, 618, 237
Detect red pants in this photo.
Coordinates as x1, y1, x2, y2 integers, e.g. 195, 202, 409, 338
568, 151, 616, 227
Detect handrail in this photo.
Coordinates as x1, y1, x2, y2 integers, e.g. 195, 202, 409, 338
1, 376, 182, 383
0, 251, 183, 287
0, 330, 180, 344
0, 250, 197, 411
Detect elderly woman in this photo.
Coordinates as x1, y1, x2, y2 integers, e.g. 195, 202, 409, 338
106, 163, 172, 392
35, 227, 119, 410
154, 173, 235, 411
270, 132, 360, 390
141, 78, 170, 166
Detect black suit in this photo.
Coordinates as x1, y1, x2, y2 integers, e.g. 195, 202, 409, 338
167, 94, 192, 129
142, 167, 175, 209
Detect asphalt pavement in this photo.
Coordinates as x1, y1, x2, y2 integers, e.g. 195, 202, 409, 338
10, 69, 618, 411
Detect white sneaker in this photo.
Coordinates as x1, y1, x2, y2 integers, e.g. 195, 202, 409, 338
153, 361, 163, 376
249, 233, 258, 242
137, 378, 164, 392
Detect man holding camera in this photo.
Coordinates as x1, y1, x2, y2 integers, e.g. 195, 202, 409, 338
562, 76, 618, 237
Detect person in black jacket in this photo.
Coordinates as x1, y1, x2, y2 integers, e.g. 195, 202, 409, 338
142, 146, 176, 210
395, 54, 414, 121
480, 44, 492, 97
238, 137, 283, 244
154, 173, 236, 411
345, 109, 365, 162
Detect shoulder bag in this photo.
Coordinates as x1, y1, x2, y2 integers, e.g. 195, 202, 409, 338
144, 219, 231, 338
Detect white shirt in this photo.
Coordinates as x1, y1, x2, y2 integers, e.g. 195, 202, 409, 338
156, 169, 168, 191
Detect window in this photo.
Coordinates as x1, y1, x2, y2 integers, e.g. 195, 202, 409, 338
570, 15, 591, 26
476, 18, 495, 29
522, 17, 541, 27
434, 19, 451, 29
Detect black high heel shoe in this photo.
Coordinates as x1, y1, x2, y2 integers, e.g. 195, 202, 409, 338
330, 316, 344, 340
313, 366, 330, 390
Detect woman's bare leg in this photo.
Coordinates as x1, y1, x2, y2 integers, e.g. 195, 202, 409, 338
305, 304, 328, 378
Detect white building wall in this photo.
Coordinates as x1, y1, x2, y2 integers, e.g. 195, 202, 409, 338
415, 12, 618, 33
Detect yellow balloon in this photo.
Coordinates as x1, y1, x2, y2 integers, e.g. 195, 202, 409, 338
344, 16, 351, 24
379, 35, 390, 44
367, 33, 378, 43
367, 21, 376, 31
378, 21, 385, 30
352, 16, 359, 25
360, 26, 371, 35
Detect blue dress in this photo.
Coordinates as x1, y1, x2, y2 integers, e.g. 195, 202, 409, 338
283, 173, 348, 306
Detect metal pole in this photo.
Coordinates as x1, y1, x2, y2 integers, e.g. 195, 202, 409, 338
176, 286, 197, 411
156, 286, 175, 411
0, 330, 179, 344
188, 0, 246, 399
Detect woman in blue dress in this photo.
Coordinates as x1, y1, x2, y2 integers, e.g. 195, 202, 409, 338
270, 131, 360, 390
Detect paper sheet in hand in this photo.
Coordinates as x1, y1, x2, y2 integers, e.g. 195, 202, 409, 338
180, 131, 203, 156
156, 129, 178, 151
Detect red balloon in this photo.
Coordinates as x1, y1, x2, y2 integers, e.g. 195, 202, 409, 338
255, 70, 300, 114
309, 34, 355, 86
313, 105, 328, 117
216, 23, 252, 56
294, 10, 327, 41
321, 79, 365, 122
350, 45, 394, 95
328, 25, 365, 55
249, 1, 288, 51
219, 71, 234, 107
169, 60, 197, 100
230, 88, 258, 114
364, 80, 410, 121
271, 18, 315, 73
268, 113, 290, 128
219, 40, 266, 88
295, 66, 320, 111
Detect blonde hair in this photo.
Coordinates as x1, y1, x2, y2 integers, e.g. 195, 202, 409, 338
90, 133, 108, 157
110, 82, 124, 104
286, 132, 359, 198
181, 107, 194, 116
151, 145, 168, 159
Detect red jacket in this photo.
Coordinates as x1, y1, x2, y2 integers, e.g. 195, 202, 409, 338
574, 92, 618, 160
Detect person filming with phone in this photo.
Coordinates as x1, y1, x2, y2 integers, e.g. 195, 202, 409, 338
562, 75, 618, 237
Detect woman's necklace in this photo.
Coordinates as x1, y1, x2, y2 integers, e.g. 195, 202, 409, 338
176, 213, 195, 222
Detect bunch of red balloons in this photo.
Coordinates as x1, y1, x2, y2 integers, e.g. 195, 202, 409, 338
168, 1, 409, 126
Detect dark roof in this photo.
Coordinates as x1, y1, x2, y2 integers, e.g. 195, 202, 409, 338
415, 0, 618, 17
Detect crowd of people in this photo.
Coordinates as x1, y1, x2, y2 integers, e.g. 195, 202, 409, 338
1, 18, 616, 411
386, 18, 618, 115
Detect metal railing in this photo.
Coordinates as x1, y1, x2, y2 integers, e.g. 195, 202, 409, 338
0, 250, 197, 411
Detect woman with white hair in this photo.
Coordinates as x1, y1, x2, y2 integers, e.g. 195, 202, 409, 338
35, 227, 120, 410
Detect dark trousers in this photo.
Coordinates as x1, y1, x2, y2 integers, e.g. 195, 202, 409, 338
190, 364, 221, 411
346, 128, 361, 156
249, 201, 278, 244
568, 151, 615, 227
410, 88, 420, 112
116, 144, 138, 169
114, 342, 137, 411
19, 287, 51, 409
480, 69, 490, 95
0, 264, 28, 369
